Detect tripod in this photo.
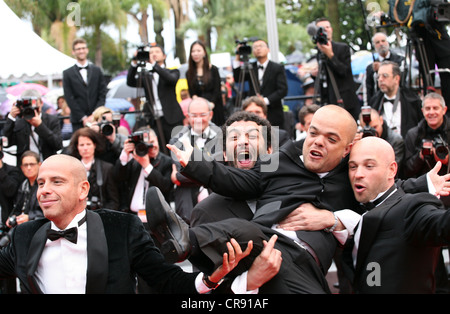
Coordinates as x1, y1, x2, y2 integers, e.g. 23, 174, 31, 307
403, 30, 434, 96
234, 57, 261, 110
313, 51, 344, 107
135, 62, 169, 154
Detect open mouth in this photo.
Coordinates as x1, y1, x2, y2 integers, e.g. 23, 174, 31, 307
309, 149, 323, 159
354, 183, 366, 193
236, 151, 253, 167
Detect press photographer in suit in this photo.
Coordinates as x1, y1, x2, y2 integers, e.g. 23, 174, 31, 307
233, 39, 288, 128
63, 38, 107, 131
127, 44, 184, 151
3, 89, 62, 166
309, 18, 361, 120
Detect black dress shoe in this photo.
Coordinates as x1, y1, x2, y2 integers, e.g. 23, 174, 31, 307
145, 186, 191, 263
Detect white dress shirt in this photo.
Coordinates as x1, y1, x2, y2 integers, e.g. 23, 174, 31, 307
35, 210, 88, 294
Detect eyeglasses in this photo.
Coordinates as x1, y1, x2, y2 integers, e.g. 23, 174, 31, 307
378, 73, 393, 79
21, 163, 38, 168
188, 113, 209, 118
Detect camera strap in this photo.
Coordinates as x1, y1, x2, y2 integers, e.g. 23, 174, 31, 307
324, 63, 344, 107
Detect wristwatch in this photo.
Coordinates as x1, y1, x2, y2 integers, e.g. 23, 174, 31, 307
202, 273, 224, 290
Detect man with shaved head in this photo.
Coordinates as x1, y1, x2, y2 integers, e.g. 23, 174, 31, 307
0, 154, 254, 294
344, 137, 450, 293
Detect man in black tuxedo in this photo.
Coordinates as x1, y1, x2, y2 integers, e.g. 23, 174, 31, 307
0, 154, 253, 294
127, 44, 184, 151
369, 61, 422, 138
364, 32, 405, 104
313, 18, 361, 120
190, 110, 273, 226
3, 89, 62, 166
233, 39, 288, 128
343, 136, 450, 293
63, 38, 107, 131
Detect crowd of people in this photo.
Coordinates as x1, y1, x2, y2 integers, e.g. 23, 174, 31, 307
0, 13, 449, 295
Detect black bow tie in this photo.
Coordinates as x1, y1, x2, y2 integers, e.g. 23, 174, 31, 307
47, 227, 78, 244
383, 96, 394, 103
77, 65, 89, 71
258, 65, 264, 70
46, 214, 86, 244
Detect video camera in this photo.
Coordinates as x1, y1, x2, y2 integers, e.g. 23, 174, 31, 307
16, 97, 38, 120
235, 37, 259, 62
129, 131, 153, 157
381, 0, 450, 27
422, 135, 449, 159
430, 0, 450, 23
306, 22, 328, 45
360, 106, 378, 138
136, 44, 150, 62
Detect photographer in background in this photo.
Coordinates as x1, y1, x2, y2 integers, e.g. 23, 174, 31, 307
3, 89, 62, 166
8, 151, 44, 228
89, 106, 128, 165
354, 106, 405, 175
233, 39, 288, 129
127, 43, 184, 151
115, 127, 173, 219
404, 93, 450, 196
310, 18, 360, 120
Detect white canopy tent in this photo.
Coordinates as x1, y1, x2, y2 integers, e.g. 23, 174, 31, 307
0, 0, 76, 87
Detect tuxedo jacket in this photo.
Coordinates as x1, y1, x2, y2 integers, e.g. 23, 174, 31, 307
127, 64, 184, 126
62, 64, 107, 124
0, 209, 198, 294
115, 152, 174, 209
3, 113, 63, 165
233, 60, 288, 127
317, 41, 360, 118
369, 87, 423, 138
343, 188, 450, 293
182, 140, 429, 273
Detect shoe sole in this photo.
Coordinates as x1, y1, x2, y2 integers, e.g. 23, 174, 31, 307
146, 187, 187, 263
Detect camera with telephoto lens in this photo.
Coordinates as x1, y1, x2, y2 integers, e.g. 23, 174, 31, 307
312, 26, 328, 45
360, 106, 378, 138
16, 97, 38, 120
99, 116, 114, 136
129, 131, 153, 157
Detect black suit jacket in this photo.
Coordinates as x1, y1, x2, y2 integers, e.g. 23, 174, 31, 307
88, 159, 119, 211
127, 64, 184, 126
0, 164, 24, 223
369, 87, 423, 138
343, 188, 450, 293
233, 60, 288, 127
3, 113, 63, 165
63, 64, 107, 124
0, 209, 198, 294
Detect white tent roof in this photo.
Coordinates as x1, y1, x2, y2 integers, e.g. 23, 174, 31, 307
0, 0, 76, 84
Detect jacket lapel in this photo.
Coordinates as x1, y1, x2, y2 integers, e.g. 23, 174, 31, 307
26, 221, 51, 294
354, 189, 403, 276
85, 210, 109, 294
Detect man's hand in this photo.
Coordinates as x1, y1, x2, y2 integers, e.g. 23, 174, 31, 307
209, 238, 253, 284
247, 235, 282, 291
428, 161, 450, 197
317, 41, 334, 59
277, 203, 342, 231
166, 136, 193, 167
